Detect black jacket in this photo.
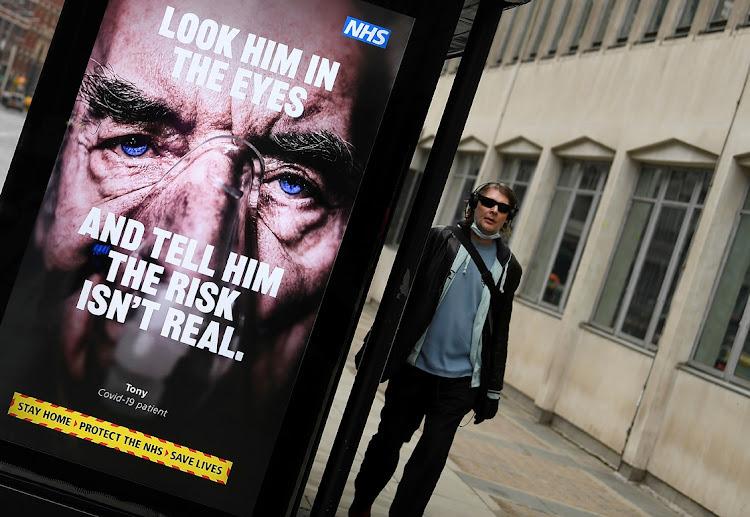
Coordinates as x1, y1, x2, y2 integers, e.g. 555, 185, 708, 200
383, 223, 522, 394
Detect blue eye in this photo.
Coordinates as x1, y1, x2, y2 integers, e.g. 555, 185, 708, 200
120, 135, 150, 157
279, 177, 303, 195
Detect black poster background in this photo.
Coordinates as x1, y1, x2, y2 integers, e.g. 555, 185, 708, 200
0, 1, 412, 515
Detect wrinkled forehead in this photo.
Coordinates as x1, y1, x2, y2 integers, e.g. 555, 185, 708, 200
91, 0, 369, 135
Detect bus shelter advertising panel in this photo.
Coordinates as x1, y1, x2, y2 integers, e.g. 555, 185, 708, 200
0, 0, 412, 514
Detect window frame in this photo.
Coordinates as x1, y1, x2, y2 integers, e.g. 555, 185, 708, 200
690, 183, 750, 390
616, 0, 641, 44
706, 0, 734, 31
496, 155, 537, 208
520, 159, 608, 312
547, 0, 572, 57
568, 0, 593, 53
642, 0, 669, 41
591, 165, 711, 350
590, 0, 617, 49
495, 7, 519, 65
528, 0, 555, 59
674, 0, 701, 36
436, 151, 485, 226
384, 160, 426, 247
511, 3, 535, 63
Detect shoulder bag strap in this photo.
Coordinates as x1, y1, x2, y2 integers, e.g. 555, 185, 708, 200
447, 225, 502, 304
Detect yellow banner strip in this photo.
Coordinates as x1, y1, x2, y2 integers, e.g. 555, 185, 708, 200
7, 392, 232, 484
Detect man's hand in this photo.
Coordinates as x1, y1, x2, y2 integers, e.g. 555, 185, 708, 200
474, 397, 499, 425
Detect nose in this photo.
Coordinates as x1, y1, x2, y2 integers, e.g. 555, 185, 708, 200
130, 135, 264, 270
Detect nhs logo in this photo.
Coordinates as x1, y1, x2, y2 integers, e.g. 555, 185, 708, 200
342, 16, 391, 48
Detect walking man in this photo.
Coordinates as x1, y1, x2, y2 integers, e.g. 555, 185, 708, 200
351, 182, 522, 516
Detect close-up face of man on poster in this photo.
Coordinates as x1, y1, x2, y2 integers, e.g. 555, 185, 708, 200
28, 0, 395, 414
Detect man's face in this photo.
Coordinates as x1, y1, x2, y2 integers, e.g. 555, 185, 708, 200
43, 0, 367, 326
473, 187, 510, 236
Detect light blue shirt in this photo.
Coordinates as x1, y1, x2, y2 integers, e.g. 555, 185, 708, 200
408, 241, 504, 391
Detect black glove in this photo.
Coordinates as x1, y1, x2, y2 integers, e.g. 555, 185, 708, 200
473, 396, 499, 425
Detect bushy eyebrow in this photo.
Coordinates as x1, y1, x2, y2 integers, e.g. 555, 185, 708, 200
255, 130, 363, 192
79, 64, 176, 125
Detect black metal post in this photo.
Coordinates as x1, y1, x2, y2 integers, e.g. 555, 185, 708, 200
309, 1, 508, 515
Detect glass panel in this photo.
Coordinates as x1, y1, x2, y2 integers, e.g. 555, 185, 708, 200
645, 0, 669, 38
439, 175, 466, 225
558, 163, 578, 187
699, 173, 711, 205
580, 163, 602, 190
593, 200, 653, 328
522, 189, 572, 300
665, 169, 699, 202
512, 4, 535, 61
622, 206, 685, 340
549, 0, 572, 55
542, 194, 593, 307
514, 184, 528, 206
651, 210, 699, 345
634, 166, 665, 198
569, 0, 592, 51
592, 0, 616, 45
695, 214, 750, 371
517, 160, 535, 182
676, 0, 700, 33
496, 8, 519, 64
441, 153, 482, 225
385, 168, 423, 246
709, 0, 734, 28
530, 0, 554, 58
617, 0, 641, 42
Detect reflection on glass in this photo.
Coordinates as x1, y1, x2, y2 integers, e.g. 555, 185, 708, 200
623, 207, 687, 340
709, 0, 734, 29
651, 211, 699, 344
617, 0, 641, 43
644, 0, 669, 39
542, 194, 593, 305
523, 189, 571, 300
694, 204, 750, 376
675, 0, 700, 34
593, 201, 652, 328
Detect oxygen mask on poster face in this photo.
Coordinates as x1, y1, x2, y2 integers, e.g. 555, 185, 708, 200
99, 135, 264, 416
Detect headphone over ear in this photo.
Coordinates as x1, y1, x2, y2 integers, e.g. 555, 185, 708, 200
468, 182, 519, 220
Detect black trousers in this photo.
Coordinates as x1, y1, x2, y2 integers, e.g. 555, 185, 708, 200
354, 364, 477, 516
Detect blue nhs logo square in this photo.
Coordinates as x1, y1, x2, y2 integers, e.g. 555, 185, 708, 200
342, 16, 391, 48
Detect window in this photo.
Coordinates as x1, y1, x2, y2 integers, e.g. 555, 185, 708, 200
593, 166, 712, 348
591, 0, 616, 49
568, 0, 593, 52
495, 7, 519, 64
616, 0, 641, 44
693, 188, 750, 388
675, 0, 700, 35
437, 152, 484, 225
497, 156, 537, 208
707, 0, 734, 31
547, 0, 572, 56
385, 165, 425, 247
643, 0, 669, 41
511, 4, 535, 63
522, 160, 608, 311
528, 0, 555, 59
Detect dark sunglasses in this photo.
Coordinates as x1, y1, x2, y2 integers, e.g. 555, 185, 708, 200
477, 194, 513, 213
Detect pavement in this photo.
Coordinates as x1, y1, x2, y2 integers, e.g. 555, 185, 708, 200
298, 302, 687, 517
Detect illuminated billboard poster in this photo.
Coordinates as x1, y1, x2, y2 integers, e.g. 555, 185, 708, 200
0, 0, 412, 514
